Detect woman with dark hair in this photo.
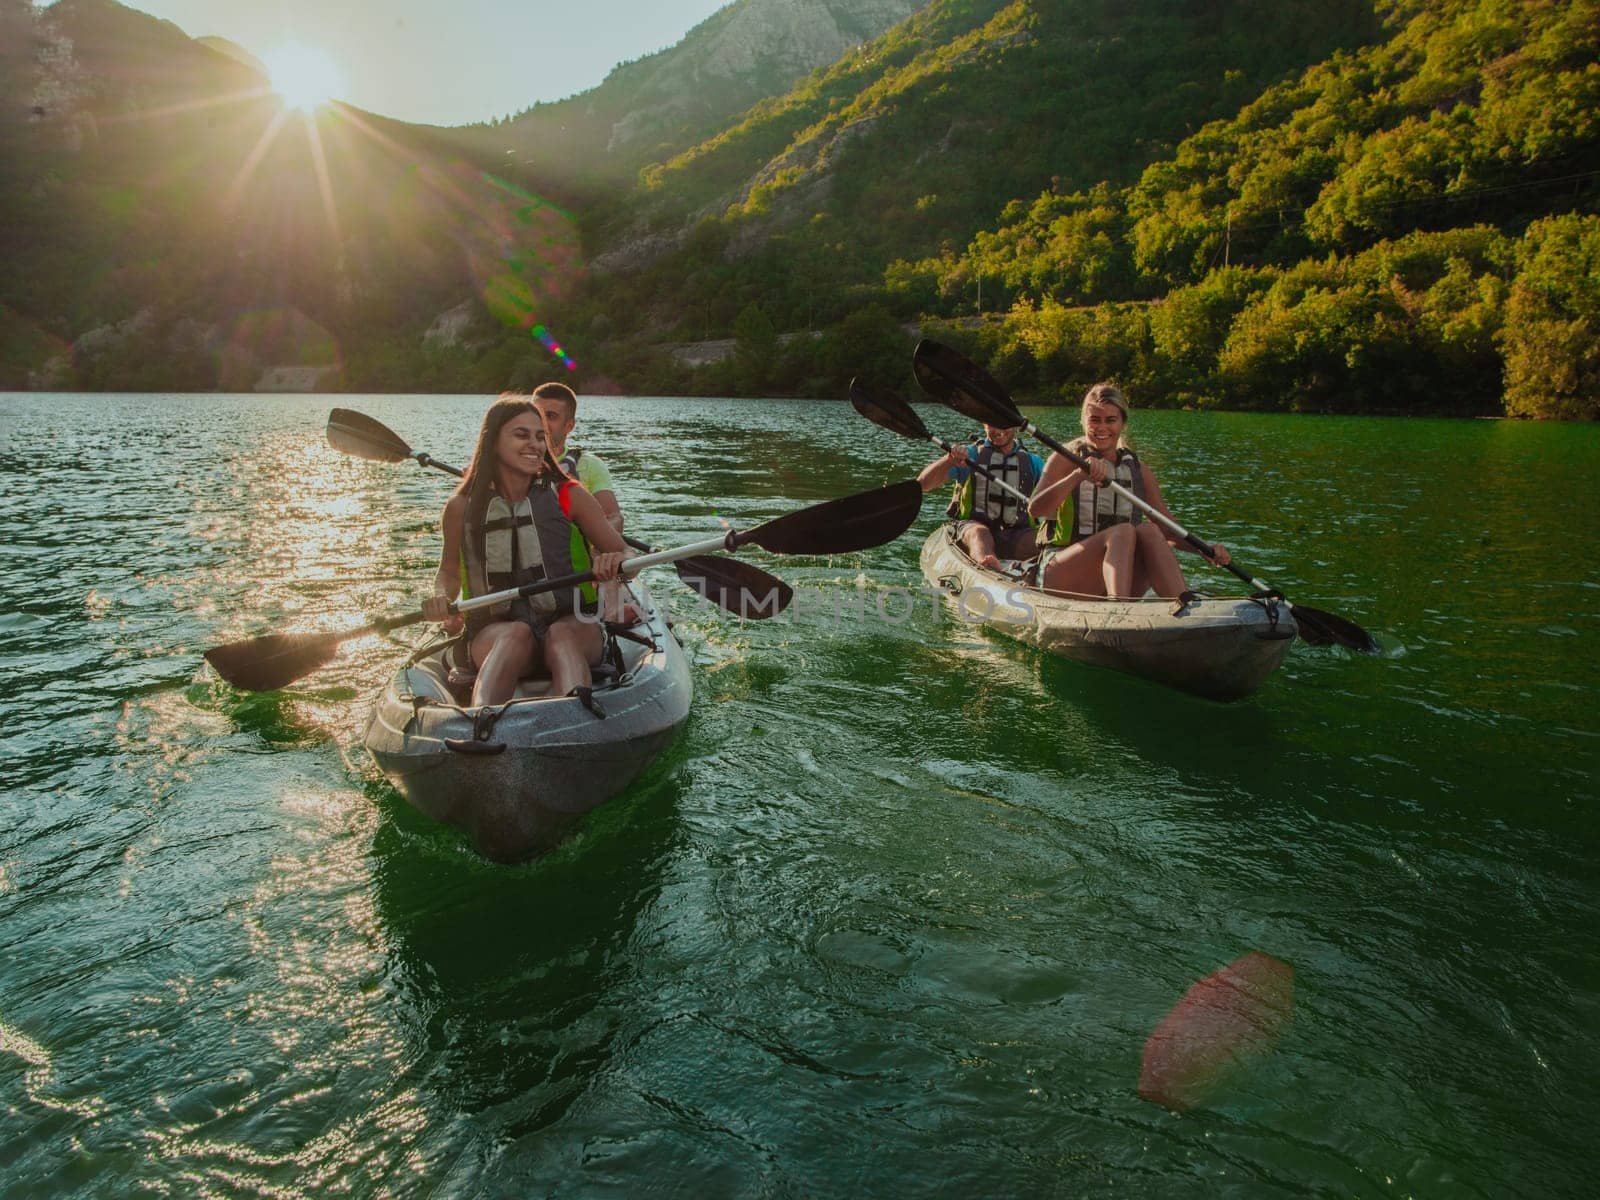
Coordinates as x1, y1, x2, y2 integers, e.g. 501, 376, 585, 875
420, 393, 628, 705
1027, 383, 1229, 599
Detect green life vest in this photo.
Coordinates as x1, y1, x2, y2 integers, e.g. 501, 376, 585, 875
1050, 447, 1147, 546
945, 440, 1040, 530
458, 477, 595, 636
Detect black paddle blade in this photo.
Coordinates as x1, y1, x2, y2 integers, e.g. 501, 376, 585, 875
204, 629, 349, 692
738, 479, 924, 556
849, 378, 932, 442
327, 408, 414, 464
675, 554, 795, 619
912, 339, 1024, 427
1291, 604, 1381, 654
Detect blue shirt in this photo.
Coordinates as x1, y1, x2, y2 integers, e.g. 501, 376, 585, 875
948, 441, 1044, 483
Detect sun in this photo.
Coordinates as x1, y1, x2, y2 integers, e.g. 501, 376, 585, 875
261, 42, 343, 112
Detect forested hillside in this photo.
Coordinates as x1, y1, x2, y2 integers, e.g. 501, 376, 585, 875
573, 0, 1599, 417
2, 0, 1596, 416
448, 0, 929, 197
924, 0, 1600, 417
565, 0, 1380, 394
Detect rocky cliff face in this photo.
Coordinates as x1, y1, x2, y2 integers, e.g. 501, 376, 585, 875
462, 0, 929, 194
602, 0, 928, 153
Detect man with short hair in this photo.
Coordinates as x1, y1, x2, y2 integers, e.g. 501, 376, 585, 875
919, 419, 1042, 570
530, 381, 625, 535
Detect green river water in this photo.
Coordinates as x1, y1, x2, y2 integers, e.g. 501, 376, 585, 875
1, 393, 1596, 1197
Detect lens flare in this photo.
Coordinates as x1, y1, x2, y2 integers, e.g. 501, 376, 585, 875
531, 324, 578, 371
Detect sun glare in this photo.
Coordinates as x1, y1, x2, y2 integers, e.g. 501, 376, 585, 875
261, 43, 342, 112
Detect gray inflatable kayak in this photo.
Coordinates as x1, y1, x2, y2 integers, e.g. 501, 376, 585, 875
364, 582, 692, 861
920, 525, 1295, 702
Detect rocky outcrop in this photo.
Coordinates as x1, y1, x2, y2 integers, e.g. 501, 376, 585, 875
603, 1, 927, 153
70, 307, 156, 366
473, 0, 930, 185
422, 299, 484, 351
590, 231, 686, 277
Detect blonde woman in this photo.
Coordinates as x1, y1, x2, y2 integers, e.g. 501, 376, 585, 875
1026, 383, 1229, 598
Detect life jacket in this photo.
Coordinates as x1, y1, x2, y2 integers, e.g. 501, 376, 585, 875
459, 476, 595, 636
945, 439, 1039, 531
559, 446, 584, 476
1050, 446, 1147, 546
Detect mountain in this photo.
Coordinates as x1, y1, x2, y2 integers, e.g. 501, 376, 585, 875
573, 0, 1380, 335
448, 0, 930, 194
566, 0, 1598, 417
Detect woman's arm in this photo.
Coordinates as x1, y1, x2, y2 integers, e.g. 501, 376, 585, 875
423, 495, 467, 629
567, 484, 631, 620
1028, 451, 1107, 517
568, 485, 628, 576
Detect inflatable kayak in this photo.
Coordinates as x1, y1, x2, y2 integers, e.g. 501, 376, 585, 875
920, 525, 1295, 701
363, 582, 692, 861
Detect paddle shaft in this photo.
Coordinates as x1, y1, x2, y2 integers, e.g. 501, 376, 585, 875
383, 535, 735, 636
927, 436, 1032, 506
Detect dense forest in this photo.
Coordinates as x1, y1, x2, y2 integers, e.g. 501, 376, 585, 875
2, 0, 1597, 417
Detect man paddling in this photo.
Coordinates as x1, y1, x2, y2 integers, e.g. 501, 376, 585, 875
530, 381, 625, 535
918, 419, 1043, 569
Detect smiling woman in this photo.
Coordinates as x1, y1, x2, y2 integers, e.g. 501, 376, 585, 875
260, 42, 343, 111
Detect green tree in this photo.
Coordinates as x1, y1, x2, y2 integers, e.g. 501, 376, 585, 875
1501, 214, 1600, 419
817, 303, 913, 393
731, 301, 779, 394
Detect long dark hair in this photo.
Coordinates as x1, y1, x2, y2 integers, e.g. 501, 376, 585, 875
457, 393, 570, 526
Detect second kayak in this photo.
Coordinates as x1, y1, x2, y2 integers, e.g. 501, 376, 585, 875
920, 525, 1296, 701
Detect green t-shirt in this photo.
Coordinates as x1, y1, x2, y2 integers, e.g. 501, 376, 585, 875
566, 447, 615, 498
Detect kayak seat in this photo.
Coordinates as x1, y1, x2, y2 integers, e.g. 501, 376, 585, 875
403, 666, 457, 705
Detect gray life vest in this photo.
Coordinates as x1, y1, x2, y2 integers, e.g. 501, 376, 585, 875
459, 478, 593, 636
944, 440, 1040, 531
1053, 447, 1148, 546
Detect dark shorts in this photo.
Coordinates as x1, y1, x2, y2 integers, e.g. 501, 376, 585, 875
953, 520, 1036, 561
464, 599, 556, 669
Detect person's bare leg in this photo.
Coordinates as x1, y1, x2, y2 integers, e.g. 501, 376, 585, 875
470, 621, 537, 706
1042, 529, 1117, 595
543, 616, 605, 697
1101, 523, 1137, 597
1135, 523, 1188, 598
959, 524, 1001, 570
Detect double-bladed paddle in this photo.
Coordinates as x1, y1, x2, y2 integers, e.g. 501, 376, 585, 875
204, 479, 924, 692
848, 378, 1032, 506
910, 339, 1379, 653
326, 407, 795, 620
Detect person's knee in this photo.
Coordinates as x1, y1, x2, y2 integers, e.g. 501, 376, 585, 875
545, 619, 597, 658
484, 622, 534, 661
1108, 522, 1135, 548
